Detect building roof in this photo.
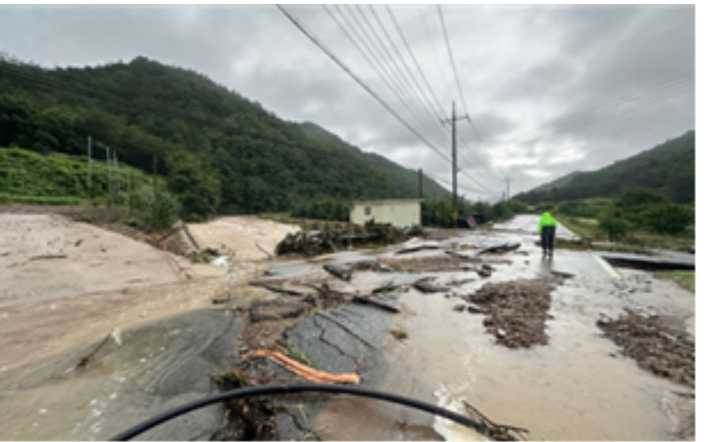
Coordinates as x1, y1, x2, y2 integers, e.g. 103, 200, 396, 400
352, 199, 423, 206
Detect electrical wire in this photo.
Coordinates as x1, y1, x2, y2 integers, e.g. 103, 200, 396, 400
351, 5, 446, 146
328, 5, 447, 152
386, 5, 448, 120
436, 5, 486, 145
277, 5, 452, 163
503, 71, 695, 144
369, 5, 444, 127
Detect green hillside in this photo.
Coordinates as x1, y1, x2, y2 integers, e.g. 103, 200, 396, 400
531, 171, 582, 194
0, 56, 447, 219
515, 130, 695, 204
299, 122, 449, 200
0, 146, 157, 205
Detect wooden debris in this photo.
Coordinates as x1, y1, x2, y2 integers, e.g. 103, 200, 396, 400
302, 283, 400, 314
29, 254, 67, 261
352, 295, 400, 313
248, 281, 309, 297
395, 243, 441, 255
255, 242, 274, 259
463, 400, 529, 441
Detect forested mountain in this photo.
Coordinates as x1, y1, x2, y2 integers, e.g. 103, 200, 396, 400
529, 171, 582, 194
0, 56, 448, 219
298, 122, 449, 200
515, 130, 695, 204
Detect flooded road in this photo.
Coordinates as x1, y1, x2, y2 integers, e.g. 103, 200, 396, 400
0, 215, 695, 440
314, 227, 695, 440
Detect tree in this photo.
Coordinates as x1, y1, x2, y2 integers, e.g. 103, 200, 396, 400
166, 153, 221, 221
645, 204, 693, 235
597, 206, 632, 242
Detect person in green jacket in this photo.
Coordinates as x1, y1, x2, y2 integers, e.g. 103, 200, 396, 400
538, 207, 558, 258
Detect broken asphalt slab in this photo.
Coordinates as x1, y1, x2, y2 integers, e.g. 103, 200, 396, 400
250, 292, 403, 440
0, 308, 242, 441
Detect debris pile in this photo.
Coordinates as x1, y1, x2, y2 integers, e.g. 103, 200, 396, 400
460, 277, 559, 348
597, 310, 695, 387
381, 255, 508, 274
275, 220, 415, 256
210, 370, 276, 441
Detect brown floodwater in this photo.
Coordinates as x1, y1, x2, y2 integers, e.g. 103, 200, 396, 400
315, 245, 695, 441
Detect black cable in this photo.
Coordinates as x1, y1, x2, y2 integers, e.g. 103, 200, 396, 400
433, 6, 507, 185
387, 5, 449, 121
369, 5, 444, 127
352, 5, 446, 145
436, 5, 486, 146
109, 383, 487, 441
329, 5, 447, 152
505, 71, 694, 143
379, 5, 501, 187
277, 5, 452, 163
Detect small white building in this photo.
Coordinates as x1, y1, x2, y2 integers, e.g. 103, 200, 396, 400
350, 199, 422, 228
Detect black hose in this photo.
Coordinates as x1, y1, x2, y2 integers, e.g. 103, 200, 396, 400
110, 383, 484, 441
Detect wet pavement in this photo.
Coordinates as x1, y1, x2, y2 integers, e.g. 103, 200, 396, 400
0, 216, 695, 441
0, 309, 241, 441
491, 214, 579, 239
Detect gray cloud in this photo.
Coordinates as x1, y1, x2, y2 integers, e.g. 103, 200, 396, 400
0, 4, 695, 201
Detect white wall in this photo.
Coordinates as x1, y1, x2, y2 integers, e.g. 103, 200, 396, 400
350, 200, 421, 227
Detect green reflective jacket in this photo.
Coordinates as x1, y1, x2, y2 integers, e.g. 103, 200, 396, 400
538, 212, 557, 233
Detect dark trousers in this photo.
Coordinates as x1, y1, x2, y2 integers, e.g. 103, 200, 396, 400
541, 226, 556, 253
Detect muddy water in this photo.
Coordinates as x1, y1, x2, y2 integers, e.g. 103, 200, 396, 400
315, 243, 694, 440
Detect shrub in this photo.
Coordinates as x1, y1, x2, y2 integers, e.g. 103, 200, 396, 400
645, 204, 694, 235
597, 206, 632, 242
129, 186, 182, 231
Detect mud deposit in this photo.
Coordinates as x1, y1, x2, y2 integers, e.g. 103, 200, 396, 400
597, 310, 695, 387
381, 256, 510, 273
461, 277, 561, 348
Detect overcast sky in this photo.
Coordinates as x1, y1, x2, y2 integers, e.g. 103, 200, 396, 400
0, 4, 696, 200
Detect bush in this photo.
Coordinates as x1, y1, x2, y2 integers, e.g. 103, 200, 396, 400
597, 206, 632, 242
129, 186, 182, 231
644, 203, 694, 235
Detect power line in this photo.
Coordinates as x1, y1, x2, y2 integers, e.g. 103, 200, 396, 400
328, 5, 448, 155
323, 6, 502, 196
546, 81, 694, 134
385, 5, 500, 188
436, 5, 485, 145
369, 5, 445, 129
277, 5, 452, 163
374, 6, 502, 189
502, 71, 695, 144
434, 6, 506, 184
352, 5, 446, 145
501, 74, 694, 145
386, 5, 448, 120
433, 175, 498, 196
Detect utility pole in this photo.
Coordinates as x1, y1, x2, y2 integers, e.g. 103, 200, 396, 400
87, 136, 92, 202
87, 136, 92, 189
152, 155, 157, 229
152, 155, 157, 197
106, 147, 111, 207
113, 151, 119, 205
417, 168, 423, 200
502, 175, 512, 201
442, 101, 469, 224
